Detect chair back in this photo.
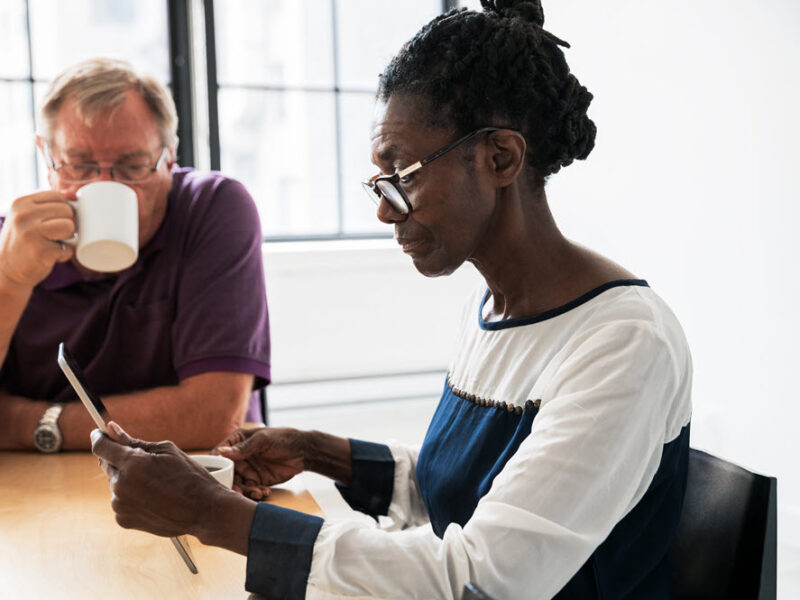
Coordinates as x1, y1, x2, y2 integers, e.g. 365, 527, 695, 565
462, 582, 495, 600
669, 448, 777, 599
259, 387, 269, 425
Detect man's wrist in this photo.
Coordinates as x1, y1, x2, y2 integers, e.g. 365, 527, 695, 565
0, 395, 48, 449
0, 261, 37, 293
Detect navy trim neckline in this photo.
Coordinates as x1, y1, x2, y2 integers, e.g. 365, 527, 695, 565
478, 279, 649, 330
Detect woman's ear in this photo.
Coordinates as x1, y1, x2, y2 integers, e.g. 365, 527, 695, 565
484, 130, 526, 187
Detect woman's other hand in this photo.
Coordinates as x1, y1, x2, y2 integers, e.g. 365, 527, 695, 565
213, 427, 306, 500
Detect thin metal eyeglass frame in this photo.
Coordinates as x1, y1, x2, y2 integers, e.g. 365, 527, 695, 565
362, 126, 511, 215
43, 144, 170, 184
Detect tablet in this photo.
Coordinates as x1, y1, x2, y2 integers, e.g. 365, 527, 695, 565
56, 342, 199, 574
57, 343, 109, 433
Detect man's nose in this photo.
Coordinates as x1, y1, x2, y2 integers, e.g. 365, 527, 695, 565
95, 166, 115, 182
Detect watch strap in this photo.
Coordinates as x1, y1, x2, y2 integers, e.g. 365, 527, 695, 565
39, 403, 64, 426
34, 403, 65, 453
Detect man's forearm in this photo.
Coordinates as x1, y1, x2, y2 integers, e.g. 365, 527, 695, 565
0, 392, 48, 448
0, 275, 34, 368
64, 372, 253, 450
2, 371, 254, 451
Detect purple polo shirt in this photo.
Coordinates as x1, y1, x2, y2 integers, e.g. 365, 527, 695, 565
0, 167, 270, 423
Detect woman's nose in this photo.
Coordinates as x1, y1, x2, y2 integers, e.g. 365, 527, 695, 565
376, 197, 407, 224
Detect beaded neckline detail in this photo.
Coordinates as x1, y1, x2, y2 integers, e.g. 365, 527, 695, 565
447, 377, 540, 416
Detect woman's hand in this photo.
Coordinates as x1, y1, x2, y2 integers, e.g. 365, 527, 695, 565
213, 427, 306, 500
91, 421, 255, 553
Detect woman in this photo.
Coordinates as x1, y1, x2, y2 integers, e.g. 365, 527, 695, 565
93, 1, 692, 598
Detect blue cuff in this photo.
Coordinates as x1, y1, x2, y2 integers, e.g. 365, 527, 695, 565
245, 502, 324, 599
334, 438, 395, 517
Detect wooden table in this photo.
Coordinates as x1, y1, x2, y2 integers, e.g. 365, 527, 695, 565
0, 451, 322, 599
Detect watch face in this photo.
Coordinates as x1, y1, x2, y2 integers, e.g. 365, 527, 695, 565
35, 428, 60, 453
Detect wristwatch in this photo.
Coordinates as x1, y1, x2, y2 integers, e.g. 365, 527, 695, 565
33, 403, 65, 453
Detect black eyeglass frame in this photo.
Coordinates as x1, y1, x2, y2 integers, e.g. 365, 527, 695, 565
361, 126, 518, 216
43, 144, 171, 185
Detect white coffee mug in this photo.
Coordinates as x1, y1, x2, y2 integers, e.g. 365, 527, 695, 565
191, 455, 234, 489
62, 181, 139, 272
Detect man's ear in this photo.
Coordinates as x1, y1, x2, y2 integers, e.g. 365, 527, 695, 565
484, 129, 527, 188
168, 139, 179, 166
35, 134, 57, 189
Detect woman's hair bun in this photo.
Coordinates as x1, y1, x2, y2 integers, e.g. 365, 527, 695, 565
480, 0, 545, 27
379, 0, 595, 186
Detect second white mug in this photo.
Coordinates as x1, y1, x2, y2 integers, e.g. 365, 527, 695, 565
191, 455, 234, 489
63, 181, 139, 272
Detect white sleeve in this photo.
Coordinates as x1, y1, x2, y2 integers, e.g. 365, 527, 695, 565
305, 321, 689, 599
383, 443, 429, 528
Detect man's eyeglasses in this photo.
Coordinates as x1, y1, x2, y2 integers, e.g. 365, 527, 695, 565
44, 144, 170, 184
361, 127, 515, 215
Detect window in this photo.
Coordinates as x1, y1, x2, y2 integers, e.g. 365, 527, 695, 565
1, 0, 449, 240
211, 0, 443, 239
0, 0, 169, 212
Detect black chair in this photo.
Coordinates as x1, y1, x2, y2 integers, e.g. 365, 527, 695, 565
258, 387, 269, 426
669, 448, 777, 600
462, 582, 495, 600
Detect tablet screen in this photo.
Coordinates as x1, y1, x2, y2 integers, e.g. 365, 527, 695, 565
57, 342, 110, 430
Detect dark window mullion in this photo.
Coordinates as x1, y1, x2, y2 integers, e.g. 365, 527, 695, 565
167, 0, 195, 167
204, 0, 220, 170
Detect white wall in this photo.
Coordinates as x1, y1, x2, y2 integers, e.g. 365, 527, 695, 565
263, 240, 480, 383
540, 0, 800, 547
266, 0, 800, 546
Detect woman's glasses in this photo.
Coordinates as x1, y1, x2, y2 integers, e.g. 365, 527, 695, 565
361, 127, 514, 215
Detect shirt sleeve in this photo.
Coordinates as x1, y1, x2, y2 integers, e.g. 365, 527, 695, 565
298, 320, 689, 599
170, 177, 270, 385
245, 503, 324, 599
334, 439, 430, 528
334, 439, 395, 517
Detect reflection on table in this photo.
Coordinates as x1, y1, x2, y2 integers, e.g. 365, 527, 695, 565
0, 450, 322, 599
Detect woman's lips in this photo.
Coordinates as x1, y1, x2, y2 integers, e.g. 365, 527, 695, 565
397, 237, 426, 253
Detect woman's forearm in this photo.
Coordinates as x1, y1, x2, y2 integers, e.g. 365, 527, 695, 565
301, 430, 353, 485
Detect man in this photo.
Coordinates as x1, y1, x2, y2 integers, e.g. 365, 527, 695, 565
0, 58, 270, 451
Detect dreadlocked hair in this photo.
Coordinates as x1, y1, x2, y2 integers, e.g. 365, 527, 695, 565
377, 0, 596, 186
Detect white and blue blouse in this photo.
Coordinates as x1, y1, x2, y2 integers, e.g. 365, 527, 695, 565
245, 279, 693, 599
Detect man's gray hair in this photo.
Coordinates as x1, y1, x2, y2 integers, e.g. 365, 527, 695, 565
40, 57, 178, 148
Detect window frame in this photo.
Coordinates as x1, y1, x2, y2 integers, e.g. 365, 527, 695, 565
201, 0, 455, 242
1, 0, 41, 185
4, 0, 456, 241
